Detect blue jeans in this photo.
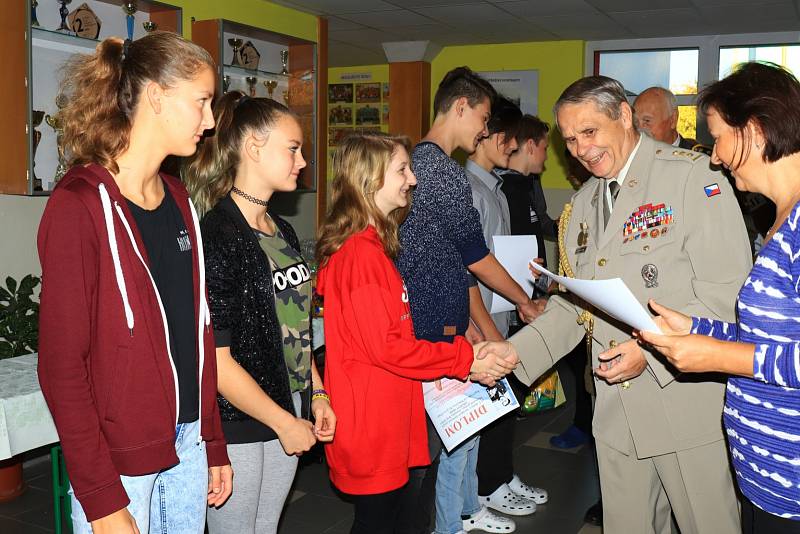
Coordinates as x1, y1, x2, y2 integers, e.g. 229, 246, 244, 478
69, 420, 208, 534
434, 435, 481, 534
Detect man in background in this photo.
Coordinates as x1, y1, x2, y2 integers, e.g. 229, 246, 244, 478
633, 86, 696, 149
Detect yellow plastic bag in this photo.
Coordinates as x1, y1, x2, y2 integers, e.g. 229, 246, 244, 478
522, 369, 566, 413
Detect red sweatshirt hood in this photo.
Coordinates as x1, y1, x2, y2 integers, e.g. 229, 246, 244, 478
317, 226, 382, 298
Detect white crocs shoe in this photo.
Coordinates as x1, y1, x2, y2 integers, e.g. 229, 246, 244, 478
463, 506, 516, 533
479, 483, 536, 516
508, 474, 548, 504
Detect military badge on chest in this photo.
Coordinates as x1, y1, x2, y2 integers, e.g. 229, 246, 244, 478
575, 221, 589, 254
641, 264, 659, 288
622, 203, 674, 243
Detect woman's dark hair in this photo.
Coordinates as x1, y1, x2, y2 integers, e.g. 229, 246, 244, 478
698, 61, 800, 168
59, 31, 214, 174
433, 66, 496, 115
184, 91, 295, 215
516, 114, 550, 146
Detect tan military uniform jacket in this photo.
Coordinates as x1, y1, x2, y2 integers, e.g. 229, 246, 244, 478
511, 134, 752, 458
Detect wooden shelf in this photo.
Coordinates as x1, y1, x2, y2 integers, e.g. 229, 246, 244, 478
192, 18, 322, 194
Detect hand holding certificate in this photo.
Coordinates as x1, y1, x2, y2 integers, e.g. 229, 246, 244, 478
423, 378, 519, 452
528, 262, 662, 334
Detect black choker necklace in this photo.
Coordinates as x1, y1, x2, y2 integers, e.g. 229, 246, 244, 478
232, 186, 268, 207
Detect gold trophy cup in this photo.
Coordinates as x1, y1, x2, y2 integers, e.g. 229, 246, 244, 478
263, 80, 277, 99
45, 94, 69, 184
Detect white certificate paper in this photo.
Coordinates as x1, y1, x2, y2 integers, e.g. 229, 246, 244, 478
490, 235, 538, 313
528, 262, 662, 334
423, 378, 519, 452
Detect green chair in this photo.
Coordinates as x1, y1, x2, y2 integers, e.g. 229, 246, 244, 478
50, 446, 72, 534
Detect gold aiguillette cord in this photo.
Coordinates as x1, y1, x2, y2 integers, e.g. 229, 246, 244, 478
558, 203, 594, 355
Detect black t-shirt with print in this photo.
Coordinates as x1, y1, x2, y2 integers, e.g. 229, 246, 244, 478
127, 185, 199, 423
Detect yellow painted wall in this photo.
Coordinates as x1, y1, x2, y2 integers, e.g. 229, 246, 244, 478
172, 0, 318, 42
430, 41, 585, 189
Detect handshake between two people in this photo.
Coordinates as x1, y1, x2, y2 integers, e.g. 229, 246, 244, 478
468, 341, 520, 387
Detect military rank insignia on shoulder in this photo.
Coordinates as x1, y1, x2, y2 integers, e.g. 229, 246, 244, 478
654, 148, 705, 162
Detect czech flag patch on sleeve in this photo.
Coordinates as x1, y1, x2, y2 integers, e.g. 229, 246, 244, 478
704, 183, 721, 197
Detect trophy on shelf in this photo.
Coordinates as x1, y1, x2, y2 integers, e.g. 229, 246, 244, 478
45, 94, 69, 185
68, 3, 101, 39
56, 0, 73, 33
263, 80, 277, 99
122, 2, 137, 42
223, 75, 231, 94
228, 38, 243, 67
280, 50, 289, 75
31, 111, 45, 191
31, 0, 40, 28
142, 21, 157, 33
245, 76, 257, 97
282, 89, 291, 107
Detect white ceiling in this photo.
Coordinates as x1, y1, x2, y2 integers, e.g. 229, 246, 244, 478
270, 0, 800, 66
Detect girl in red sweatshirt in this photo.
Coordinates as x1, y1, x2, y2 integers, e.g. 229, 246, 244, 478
37, 33, 231, 534
315, 132, 518, 534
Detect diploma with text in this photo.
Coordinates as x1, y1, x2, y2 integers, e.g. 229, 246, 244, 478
528, 262, 662, 334
423, 378, 519, 452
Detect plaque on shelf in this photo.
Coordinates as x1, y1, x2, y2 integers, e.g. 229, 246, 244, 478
68, 3, 101, 39
240, 41, 260, 71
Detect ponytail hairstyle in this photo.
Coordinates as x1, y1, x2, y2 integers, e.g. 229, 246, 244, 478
59, 31, 214, 174
183, 91, 295, 215
316, 132, 412, 267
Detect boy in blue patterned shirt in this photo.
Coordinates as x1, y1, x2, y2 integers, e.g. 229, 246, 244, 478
397, 66, 539, 534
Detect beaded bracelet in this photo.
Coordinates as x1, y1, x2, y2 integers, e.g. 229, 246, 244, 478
311, 388, 329, 402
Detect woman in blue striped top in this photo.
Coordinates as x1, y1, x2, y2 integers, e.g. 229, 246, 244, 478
640, 62, 800, 534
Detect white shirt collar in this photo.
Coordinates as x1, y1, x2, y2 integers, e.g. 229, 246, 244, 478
672, 134, 681, 147
606, 134, 642, 211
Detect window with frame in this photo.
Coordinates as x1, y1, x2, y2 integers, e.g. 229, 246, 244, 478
596, 48, 699, 140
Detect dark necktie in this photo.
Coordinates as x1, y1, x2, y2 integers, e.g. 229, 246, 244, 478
604, 180, 621, 228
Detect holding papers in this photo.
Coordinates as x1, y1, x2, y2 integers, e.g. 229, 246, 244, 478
423, 378, 519, 452
528, 262, 662, 334
490, 235, 541, 313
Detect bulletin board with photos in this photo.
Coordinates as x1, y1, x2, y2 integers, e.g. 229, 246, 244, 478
327, 81, 390, 149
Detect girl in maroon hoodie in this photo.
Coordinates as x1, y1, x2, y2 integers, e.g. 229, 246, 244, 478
37, 32, 232, 534
315, 132, 519, 534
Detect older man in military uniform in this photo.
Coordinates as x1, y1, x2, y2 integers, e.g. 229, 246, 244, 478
498, 76, 751, 533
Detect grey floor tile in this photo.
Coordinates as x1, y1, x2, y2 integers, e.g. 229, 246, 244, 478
0, 515, 52, 534
13, 502, 56, 532
0, 486, 50, 519
321, 517, 355, 533
0, 383, 603, 534
281, 494, 353, 530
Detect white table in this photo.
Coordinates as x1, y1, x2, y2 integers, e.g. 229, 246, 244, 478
0, 353, 58, 460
